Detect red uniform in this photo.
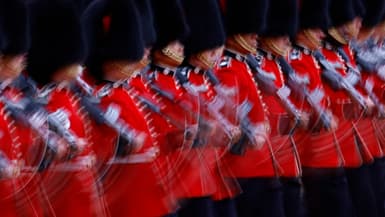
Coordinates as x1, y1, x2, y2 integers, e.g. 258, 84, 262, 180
289, 46, 344, 168
214, 50, 277, 178
255, 49, 301, 178
3, 86, 45, 217
182, 66, 240, 201
40, 86, 101, 217
90, 79, 172, 217
370, 74, 385, 154
321, 43, 366, 167
0, 100, 21, 217
341, 44, 381, 161
136, 65, 216, 200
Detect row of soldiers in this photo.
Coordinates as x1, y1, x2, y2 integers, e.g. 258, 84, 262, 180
2, 0, 385, 217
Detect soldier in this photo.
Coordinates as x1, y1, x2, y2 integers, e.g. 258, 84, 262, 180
350, 0, 385, 216
133, 0, 191, 213
128, 0, 200, 215
160, 0, 223, 216
0, 0, 47, 216
318, 0, 378, 216
255, 0, 309, 216
288, 0, 353, 216
27, 0, 102, 216
176, 0, 243, 217
0, 1, 38, 216
83, 0, 175, 216
215, 0, 283, 217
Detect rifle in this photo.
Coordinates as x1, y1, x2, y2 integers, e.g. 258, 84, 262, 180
337, 47, 385, 116
0, 95, 78, 171
246, 55, 302, 123
74, 77, 145, 157
275, 56, 332, 129
175, 67, 241, 148
229, 100, 257, 155
351, 40, 385, 73
313, 50, 368, 111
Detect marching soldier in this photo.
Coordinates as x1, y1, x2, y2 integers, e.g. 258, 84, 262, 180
177, 0, 243, 217
0, 0, 47, 216
0, 1, 39, 216
288, 0, 352, 216
134, 0, 192, 213
350, 0, 385, 216
27, 0, 102, 216
129, 0, 203, 215
319, 0, 378, 216
163, 0, 222, 216
215, 0, 283, 217
83, 0, 175, 216
256, 0, 308, 216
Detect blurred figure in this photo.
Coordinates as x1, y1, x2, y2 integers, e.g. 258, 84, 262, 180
256, 0, 307, 216
27, 0, 103, 216
83, 0, 174, 216
289, 0, 352, 217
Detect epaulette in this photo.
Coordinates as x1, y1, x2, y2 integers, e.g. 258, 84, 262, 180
255, 53, 264, 67
290, 48, 301, 61
174, 66, 190, 86
179, 66, 189, 76
218, 56, 231, 68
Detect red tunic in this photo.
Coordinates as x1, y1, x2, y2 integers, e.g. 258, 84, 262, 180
0, 101, 20, 217
184, 67, 240, 200
342, 45, 383, 160
90, 79, 173, 217
321, 44, 365, 168
255, 50, 301, 178
2, 87, 45, 217
369, 73, 385, 154
214, 52, 277, 178
289, 46, 344, 168
135, 66, 216, 200
40, 87, 101, 217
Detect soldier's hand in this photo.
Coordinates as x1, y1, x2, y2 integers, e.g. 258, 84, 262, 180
2, 163, 20, 179
55, 138, 69, 160
299, 112, 310, 129
76, 138, 87, 153
184, 124, 199, 146
250, 133, 266, 150
230, 126, 242, 143
365, 97, 375, 115
132, 132, 146, 152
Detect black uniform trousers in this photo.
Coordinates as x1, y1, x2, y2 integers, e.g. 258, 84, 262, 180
345, 165, 378, 217
302, 167, 353, 217
368, 158, 385, 217
213, 198, 238, 217
281, 177, 305, 217
178, 196, 215, 217
235, 177, 286, 217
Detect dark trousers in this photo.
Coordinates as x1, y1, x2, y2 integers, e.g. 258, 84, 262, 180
345, 165, 378, 217
164, 214, 178, 217
369, 158, 385, 217
235, 177, 285, 217
302, 167, 353, 217
213, 198, 238, 217
178, 197, 215, 217
281, 177, 305, 217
